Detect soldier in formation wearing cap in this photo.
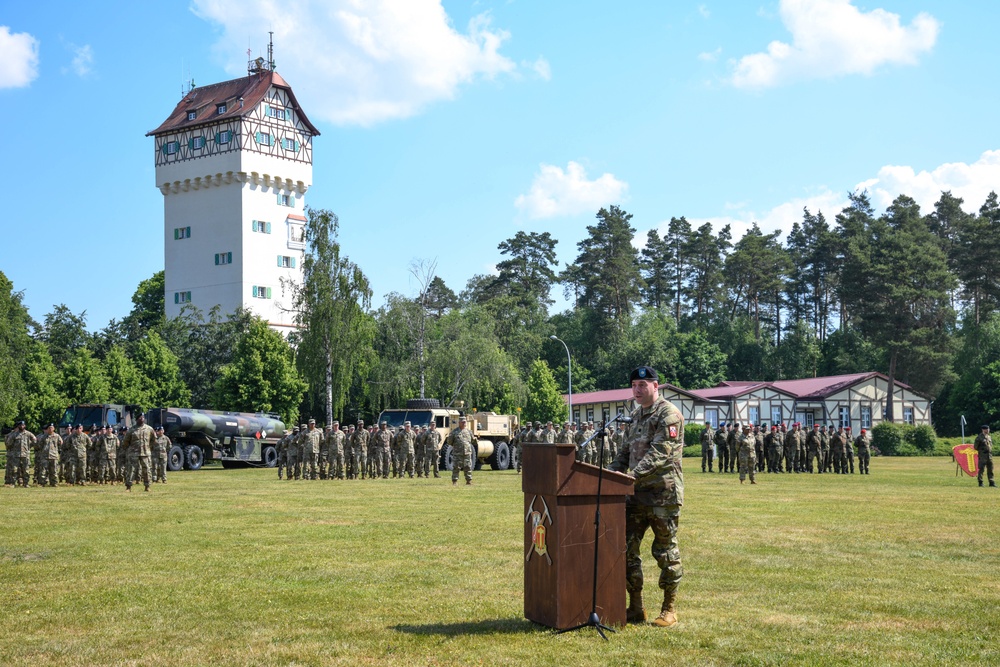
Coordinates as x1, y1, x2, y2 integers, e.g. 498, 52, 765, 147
610, 365, 685, 628
326, 422, 345, 479
700, 422, 714, 473
854, 428, 871, 475
123, 413, 155, 492
829, 426, 847, 474
152, 426, 171, 483
5, 420, 35, 487
974, 424, 994, 487
399, 421, 417, 478
843, 426, 855, 473
713, 423, 728, 473
557, 421, 574, 445
37, 424, 61, 487
737, 423, 757, 484
371, 421, 390, 478
445, 415, 478, 485
98, 425, 119, 484
424, 422, 442, 478
352, 420, 369, 479
285, 427, 300, 480
65, 424, 91, 485
302, 419, 322, 480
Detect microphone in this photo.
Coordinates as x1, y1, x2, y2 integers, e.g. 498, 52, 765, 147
615, 413, 632, 423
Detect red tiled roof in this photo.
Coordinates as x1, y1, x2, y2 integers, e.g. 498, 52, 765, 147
771, 372, 918, 399
287, 214, 307, 221
562, 388, 632, 404
146, 70, 320, 137
686, 383, 770, 400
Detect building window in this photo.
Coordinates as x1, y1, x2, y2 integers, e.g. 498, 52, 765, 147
748, 407, 760, 426
163, 141, 180, 155
252, 286, 272, 299
266, 104, 287, 119
216, 130, 232, 144
586, 408, 594, 422
861, 405, 872, 429
174, 291, 192, 304
217, 103, 227, 115
277, 255, 297, 268
251, 220, 272, 234
705, 408, 718, 429
903, 407, 914, 425
839, 407, 851, 429
281, 137, 299, 151
255, 131, 273, 146
288, 223, 305, 249
190, 136, 206, 150
215, 252, 232, 265
186, 110, 197, 121
771, 407, 783, 427
173, 226, 191, 240
277, 193, 295, 207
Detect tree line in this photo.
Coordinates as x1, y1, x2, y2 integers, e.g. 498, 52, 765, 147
2, 188, 999, 435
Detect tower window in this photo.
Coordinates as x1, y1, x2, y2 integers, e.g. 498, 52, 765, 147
277, 255, 297, 268
266, 104, 286, 119
216, 130, 232, 144
255, 132, 273, 146
281, 138, 299, 151
186, 111, 197, 121
277, 193, 295, 207
190, 136, 206, 150
173, 226, 191, 240
252, 220, 272, 234
215, 252, 232, 265
252, 286, 272, 299
174, 291, 192, 304
163, 141, 180, 155
217, 103, 227, 115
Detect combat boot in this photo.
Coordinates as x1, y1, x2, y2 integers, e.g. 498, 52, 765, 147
990, 480, 997, 487
651, 590, 678, 627
626, 590, 646, 624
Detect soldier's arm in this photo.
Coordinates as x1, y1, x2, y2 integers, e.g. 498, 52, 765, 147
632, 413, 684, 480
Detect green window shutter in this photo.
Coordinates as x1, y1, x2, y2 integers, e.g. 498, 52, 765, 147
252, 286, 258, 298
265, 222, 272, 234
291, 257, 296, 269
277, 255, 282, 267
188, 138, 194, 149
215, 132, 220, 143
174, 293, 179, 304
228, 252, 232, 264
186, 226, 191, 237
266, 287, 272, 299
290, 195, 296, 207
252, 220, 258, 232
161, 144, 168, 155
285, 109, 291, 121
264, 104, 270, 116
173, 228, 179, 240
294, 140, 300, 152
215, 254, 219, 265
255, 131, 261, 143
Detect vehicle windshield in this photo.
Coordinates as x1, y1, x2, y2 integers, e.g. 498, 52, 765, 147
59, 406, 105, 428
376, 410, 433, 429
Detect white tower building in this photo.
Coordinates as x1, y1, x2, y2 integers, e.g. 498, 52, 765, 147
147, 55, 319, 330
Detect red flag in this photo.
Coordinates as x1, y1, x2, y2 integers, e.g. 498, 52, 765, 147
953, 444, 979, 477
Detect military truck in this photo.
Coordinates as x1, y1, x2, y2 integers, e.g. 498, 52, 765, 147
146, 407, 286, 470
376, 399, 519, 471
58, 403, 143, 437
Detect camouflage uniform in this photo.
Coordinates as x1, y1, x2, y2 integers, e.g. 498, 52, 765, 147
446, 421, 478, 484
352, 423, 369, 479
5, 425, 35, 487
67, 429, 91, 484
727, 424, 740, 473
714, 425, 729, 474
805, 426, 822, 473
700, 425, 714, 472
327, 425, 346, 479
123, 421, 156, 491
854, 431, 871, 475
974, 428, 994, 487
319, 428, 331, 479
302, 423, 322, 480
374, 425, 393, 478
573, 423, 586, 462
556, 423, 574, 445
737, 426, 756, 483
153, 432, 171, 483
783, 425, 798, 474
819, 427, 830, 472
39, 430, 61, 487
830, 428, 847, 474
98, 430, 119, 484
398, 425, 417, 478
424, 425, 442, 478
414, 427, 426, 477
609, 394, 684, 624
844, 429, 855, 473
766, 427, 781, 472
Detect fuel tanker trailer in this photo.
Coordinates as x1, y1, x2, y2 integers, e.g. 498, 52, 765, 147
146, 407, 286, 471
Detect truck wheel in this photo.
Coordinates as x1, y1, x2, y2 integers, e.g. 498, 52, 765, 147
509, 444, 519, 471
441, 445, 454, 471
406, 398, 441, 409
490, 441, 510, 471
262, 445, 278, 467
185, 445, 203, 471
167, 445, 185, 472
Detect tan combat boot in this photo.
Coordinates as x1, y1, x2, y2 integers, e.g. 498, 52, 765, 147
626, 590, 647, 624
651, 591, 677, 627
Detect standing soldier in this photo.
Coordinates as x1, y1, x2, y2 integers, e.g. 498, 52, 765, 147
88, 424, 100, 482
399, 421, 417, 478
557, 421, 574, 445
285, 426, 300, 480
974, 425, 995, 488
830, 426, 847, 474
66, 424, 91, 485
714, 423, 729, 474
700, 422, 714, 473
344, 425, 356, 479
819, 425, 830, 473
116, 428, 128, 483
99, 425, 119, 485
123, 413, 156, 492
754, 424, 766, 473
424, 422, 442, 478
446, 415, 478, 486
302, 419, 322, 480
738, 423, 757, 485
844, 426, 856, 474
414, 426, 426, 478
5, 420, 35, 487
783, 423, 798, 474
373, 422, 392, 478
152, 426, 171, 483
855, 428, 871, 475
327, 422, 345, 480
609, 366, 685, 628
806, 424, 822, 474
767, 425, 782, 473
352, 420, 369, 480
727, 422, 741, 474
319, 425, 331, 480
38, 423, 61, 487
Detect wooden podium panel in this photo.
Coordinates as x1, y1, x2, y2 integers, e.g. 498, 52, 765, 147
521, 442, 634, 629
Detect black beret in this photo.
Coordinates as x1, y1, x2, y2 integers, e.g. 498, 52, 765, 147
629, 366, 658, 383
15, 420, 25, 426
982, 425, 990, 429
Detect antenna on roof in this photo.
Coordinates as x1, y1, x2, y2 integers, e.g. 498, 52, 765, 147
248, 33, 276, 76
268, 31, 276, 70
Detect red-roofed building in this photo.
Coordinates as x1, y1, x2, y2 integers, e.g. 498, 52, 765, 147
564, 372, 931, 429
147, 54, 319, 330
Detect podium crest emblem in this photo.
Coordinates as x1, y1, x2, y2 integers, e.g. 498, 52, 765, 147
525, 495, 553, 565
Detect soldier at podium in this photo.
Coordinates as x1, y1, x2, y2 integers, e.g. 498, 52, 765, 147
609, 365, 685, 628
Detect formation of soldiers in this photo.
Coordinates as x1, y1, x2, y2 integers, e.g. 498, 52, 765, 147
275, 418, 445, 481
508, 419, 627, 472
701, 421, 874, 478
3, 416, 172, 491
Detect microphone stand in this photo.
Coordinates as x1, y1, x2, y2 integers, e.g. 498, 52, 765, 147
557, 413, 630, 640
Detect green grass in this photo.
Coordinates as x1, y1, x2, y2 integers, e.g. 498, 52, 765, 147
1, 459, 997, 666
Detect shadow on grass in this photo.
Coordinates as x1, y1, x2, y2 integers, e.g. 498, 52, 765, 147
393, 618, 543, 636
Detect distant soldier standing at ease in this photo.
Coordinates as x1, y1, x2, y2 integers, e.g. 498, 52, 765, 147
424, 422, 442, 478
737, 423, 757, 484
974, 425, 995, 487
700, 422, 714, 473
714, 423, 728, 474
39, 424, 62, 487
5, 420, 35, 487
854, 428, 871, 475
153, 426, 171, 483
446, 415, 478, 485
123, 413, 156, 491
610, 366, 685, 628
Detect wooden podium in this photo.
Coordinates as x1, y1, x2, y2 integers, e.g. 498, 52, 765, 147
521, 442, 634, 629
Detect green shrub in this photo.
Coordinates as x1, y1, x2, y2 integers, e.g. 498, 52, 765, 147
684, 423, 707, 446
894, 441, 921, 456
683, 444, 701, 458
908, 424, 938, 454
873, 422, 911, 456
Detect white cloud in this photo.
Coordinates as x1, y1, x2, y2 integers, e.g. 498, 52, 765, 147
0, 26, 40, 89
69, 44, 93, 77
528, 56, 551, 81
857, 150, 1000, 214
698, 4, 711, 19
731, 0, 939, 89
698, 47, 722, 62
515, 161, 629, 219
192, 0, 517, 126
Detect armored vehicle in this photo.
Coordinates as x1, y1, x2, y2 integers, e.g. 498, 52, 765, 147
376, 399, 519, 471
145, 407, 285, 471
58, 403, 143, 437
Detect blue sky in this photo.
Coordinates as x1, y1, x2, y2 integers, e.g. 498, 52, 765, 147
3, 1, 999, 329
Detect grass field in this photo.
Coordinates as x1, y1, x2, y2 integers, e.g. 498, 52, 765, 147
1, 458, 997, 667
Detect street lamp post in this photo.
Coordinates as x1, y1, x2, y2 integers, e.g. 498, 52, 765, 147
550, 335, 572, 423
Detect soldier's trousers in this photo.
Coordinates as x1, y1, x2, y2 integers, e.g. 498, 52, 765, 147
389, 449, 399, 477
857, 450, 870, 474
769, 447, 781, 472
329, 450, 345, 479
738, 452, 756, 482
72, 453, 87, 484
4, 454, 14, 485
845, 448, 855, 473
379, 449, 391, 478
15, 456, 29, 486
717, 446, 730, 473
354, 449, 367, 478
153, 454, 167, 482
451, 451, 473, 483
42, 459, 58, 486
832, 452, 845, 473
116, 456, 127, 482
126, 455, 151, 488
414, 446, 425, 476
624, 503, 682, 596
784, 447, 796, 472
303, 452, 319, 479
98, 456, 116, 483
806, 449, 822, 473
286, 452, 299, 479
978, 454, 994, 484
424, 448, 440, 477
318, 450, 329, 479
701, 446, 714, 471
402, 450, 415, 477
756, 443, 766, 471
277, 451, 287, 479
